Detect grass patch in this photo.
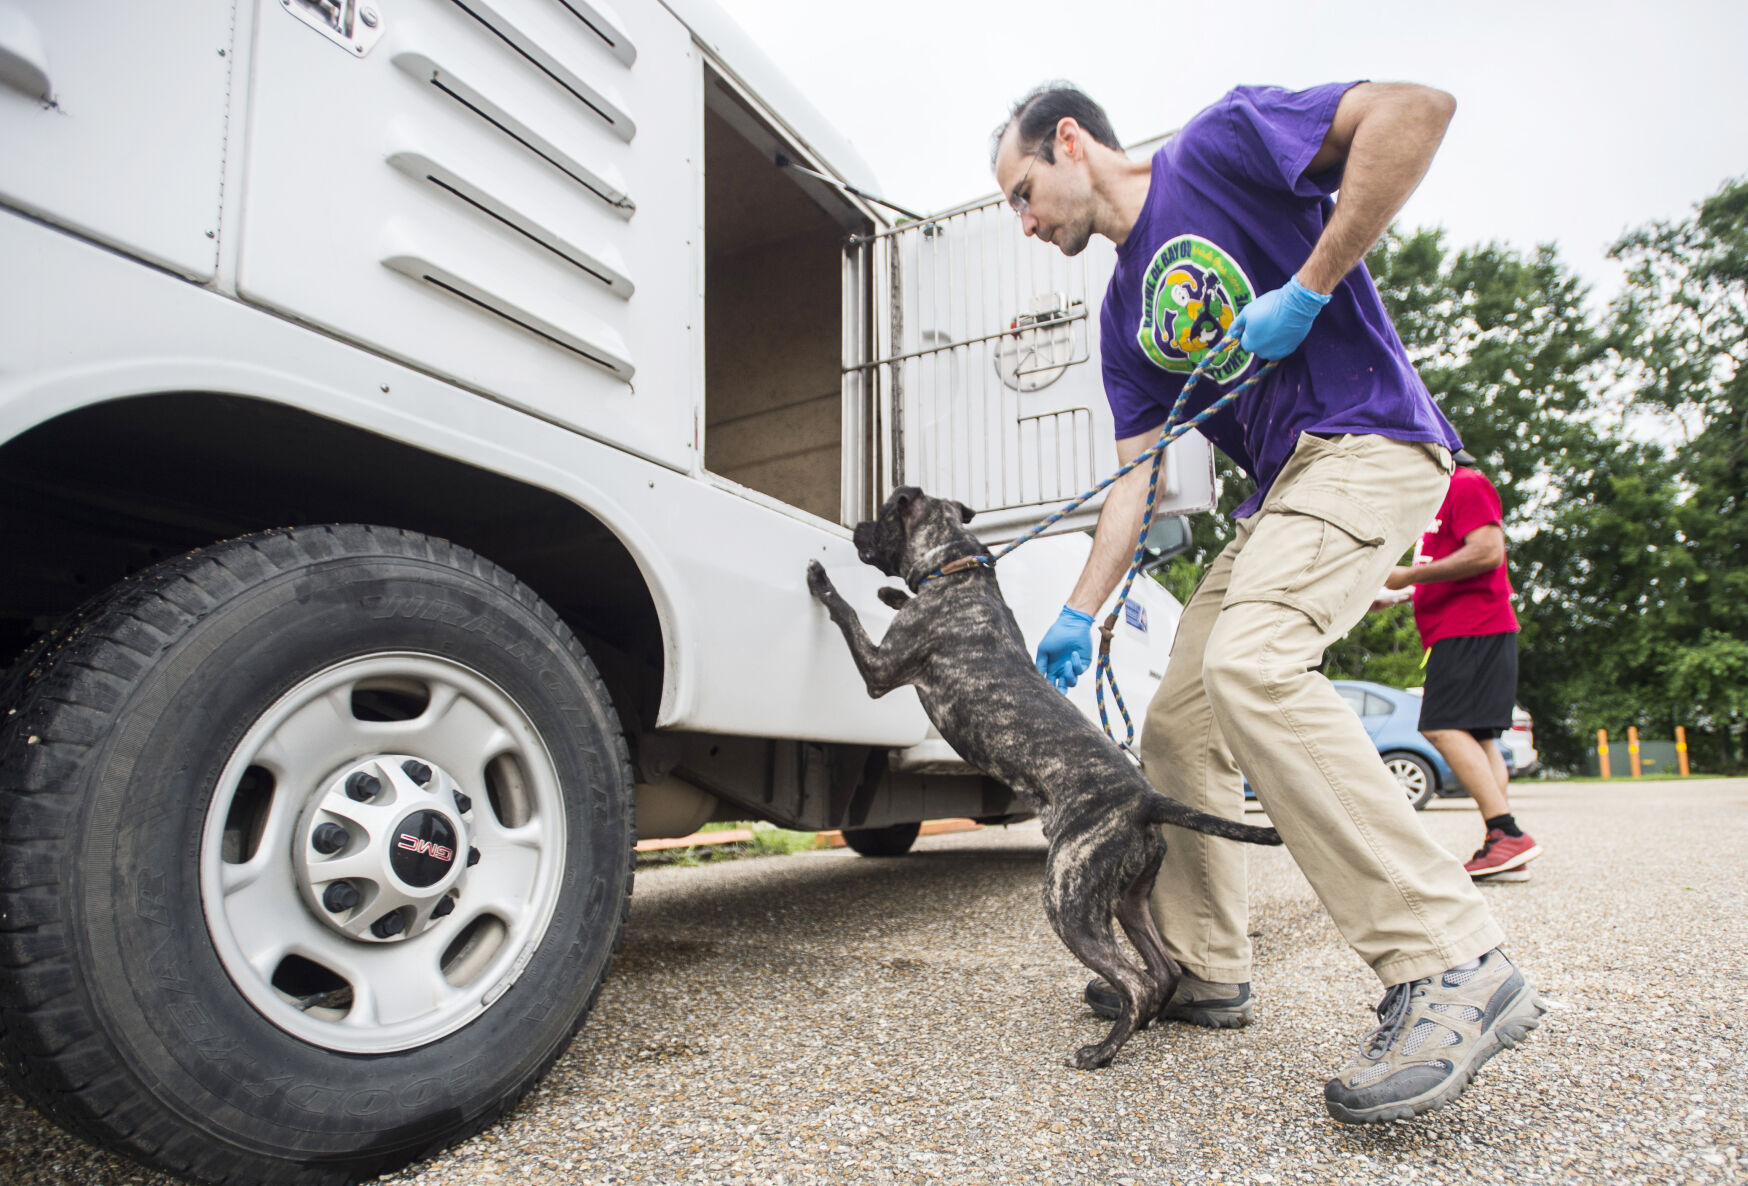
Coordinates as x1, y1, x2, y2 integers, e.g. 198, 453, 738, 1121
638, 821, 821, 868
1557, 771, 1711, 785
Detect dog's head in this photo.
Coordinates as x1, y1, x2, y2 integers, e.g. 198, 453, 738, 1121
851, 487, 978, 582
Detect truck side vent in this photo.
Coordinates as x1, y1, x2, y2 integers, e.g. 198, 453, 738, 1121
394, 52, 636, 218
445, 0, 636, 140
551, 0, 636, 66
383, 254, 635, 380
388, 150, 634, 299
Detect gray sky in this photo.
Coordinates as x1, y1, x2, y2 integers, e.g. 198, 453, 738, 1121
715, 0, 1748, 303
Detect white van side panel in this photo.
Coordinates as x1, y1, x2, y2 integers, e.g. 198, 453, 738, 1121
0, 215, 931, 747
235, 0, 702, 471
0, 0, 233, 281
1, 2, 1191, 760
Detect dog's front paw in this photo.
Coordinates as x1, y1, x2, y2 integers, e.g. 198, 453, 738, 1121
806, 559, 834, 602
876, 587, 910, 610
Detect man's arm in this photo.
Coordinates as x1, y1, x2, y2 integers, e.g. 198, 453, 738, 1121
1295, 81, 1456, 294
1066, 427, 1163, 614
1227, 81, 1455, 358
1385, 524, 1505, 590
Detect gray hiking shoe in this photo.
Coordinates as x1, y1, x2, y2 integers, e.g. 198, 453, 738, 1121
1083, 970, 1254, 1029
1325, 947, 1545, 1124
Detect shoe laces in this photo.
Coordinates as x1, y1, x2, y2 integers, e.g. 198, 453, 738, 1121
1469, 829, 1505, 862
1362, 979, 1425, 1058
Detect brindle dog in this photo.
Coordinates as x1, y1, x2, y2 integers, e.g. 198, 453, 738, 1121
807, 486, 1281, 1069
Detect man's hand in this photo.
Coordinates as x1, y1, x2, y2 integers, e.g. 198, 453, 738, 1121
1040, 427, 1159, 693
1369, 579, 1413, 613
1384, 565, 1415, 591
1036, 605, 1095, 692
1227, 276, 1332, 360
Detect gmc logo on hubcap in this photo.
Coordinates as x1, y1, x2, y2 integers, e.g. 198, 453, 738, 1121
388, 810, 459, 887
397, 834, 454, 862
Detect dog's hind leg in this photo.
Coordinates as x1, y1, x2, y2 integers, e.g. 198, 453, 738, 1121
1051, 904, 1152, 1070
1116, 851, 1180, 1027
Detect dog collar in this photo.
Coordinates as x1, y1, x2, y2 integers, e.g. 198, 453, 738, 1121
913, 554, 994, 590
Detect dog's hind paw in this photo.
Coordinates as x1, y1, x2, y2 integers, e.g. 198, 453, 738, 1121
1068, 1043, 1116, 1070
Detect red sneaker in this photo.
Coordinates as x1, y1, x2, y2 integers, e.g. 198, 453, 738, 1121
1464, 829, 1542, 877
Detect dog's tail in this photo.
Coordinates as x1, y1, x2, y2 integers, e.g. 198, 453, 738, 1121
1145, 792, 1282, 845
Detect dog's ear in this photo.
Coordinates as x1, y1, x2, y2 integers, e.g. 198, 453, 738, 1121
953, 501, 976, 524
899, 493, 927, 530
876, 587, 911, 610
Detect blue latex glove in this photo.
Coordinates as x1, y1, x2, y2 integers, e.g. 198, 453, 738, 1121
1227, 275, 1332, 360
1036, 605, 1095, 693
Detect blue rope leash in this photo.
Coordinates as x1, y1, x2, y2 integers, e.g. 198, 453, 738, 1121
917, 338, 1277, 751
1087, 347, 1277, 752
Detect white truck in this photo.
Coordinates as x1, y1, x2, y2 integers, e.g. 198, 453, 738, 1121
0, 1, 1214, 1180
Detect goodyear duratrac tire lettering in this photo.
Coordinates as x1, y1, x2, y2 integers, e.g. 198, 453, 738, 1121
0, 525, 635, 1185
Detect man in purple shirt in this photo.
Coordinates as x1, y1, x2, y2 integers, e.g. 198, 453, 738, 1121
992, 81, 1544, 1123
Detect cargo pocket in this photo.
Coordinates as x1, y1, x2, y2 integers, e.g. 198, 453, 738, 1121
1224, 480, 1392, 634
1275, 482, 1389, 548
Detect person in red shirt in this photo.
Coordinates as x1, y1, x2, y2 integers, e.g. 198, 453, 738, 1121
1384, 451, 1541, 879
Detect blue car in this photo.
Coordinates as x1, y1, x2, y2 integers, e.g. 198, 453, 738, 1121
1334, 680, 1506, 810
1244, 680, 1499, 810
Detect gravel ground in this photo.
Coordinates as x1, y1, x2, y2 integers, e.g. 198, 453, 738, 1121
4, 778, 1745, 1186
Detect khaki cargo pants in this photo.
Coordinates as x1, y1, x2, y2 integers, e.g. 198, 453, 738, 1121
1140, 432, 1504, 988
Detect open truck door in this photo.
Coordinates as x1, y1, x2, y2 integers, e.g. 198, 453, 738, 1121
845, 175, 1215, 541
844, 169, 1213, 770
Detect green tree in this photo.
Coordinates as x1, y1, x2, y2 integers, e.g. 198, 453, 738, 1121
1368, 228, 1607, 524
1602, 176, 1748, 770
1515, 439, 1692, 767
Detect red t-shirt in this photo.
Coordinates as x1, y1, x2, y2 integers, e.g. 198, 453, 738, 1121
1410, 466, 1519, 645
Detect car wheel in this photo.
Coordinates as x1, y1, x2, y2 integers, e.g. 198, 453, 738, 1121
1382, 751, 1437, 811
0, 525, 634, 1185
841, 821, 922, 856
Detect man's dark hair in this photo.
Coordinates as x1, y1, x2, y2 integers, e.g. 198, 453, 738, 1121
990, 82, 1122, 170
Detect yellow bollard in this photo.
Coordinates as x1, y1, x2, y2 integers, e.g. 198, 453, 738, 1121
1597, 729, 1610, 779
1628, 726, 1641, 778
1676, 726, 1690, 777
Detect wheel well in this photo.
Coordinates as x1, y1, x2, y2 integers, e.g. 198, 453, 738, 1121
0, 393, 665, 730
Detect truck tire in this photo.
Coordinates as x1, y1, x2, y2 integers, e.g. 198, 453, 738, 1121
0, 525, 635, 1185
841, 821, 921, 856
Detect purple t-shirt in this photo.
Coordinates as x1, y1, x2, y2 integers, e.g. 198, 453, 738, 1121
1100, 82, 1462, 518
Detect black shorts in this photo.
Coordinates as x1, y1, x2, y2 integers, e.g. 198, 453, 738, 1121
1418, 633, 1518, 737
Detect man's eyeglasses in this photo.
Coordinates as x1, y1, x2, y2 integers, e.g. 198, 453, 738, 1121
1007, 144, 1046, 215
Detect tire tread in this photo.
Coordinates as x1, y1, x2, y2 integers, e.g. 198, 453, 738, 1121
0, 525, 637, 1185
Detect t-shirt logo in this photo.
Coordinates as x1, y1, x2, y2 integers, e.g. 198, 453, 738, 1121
1136, 234, 1255, 382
